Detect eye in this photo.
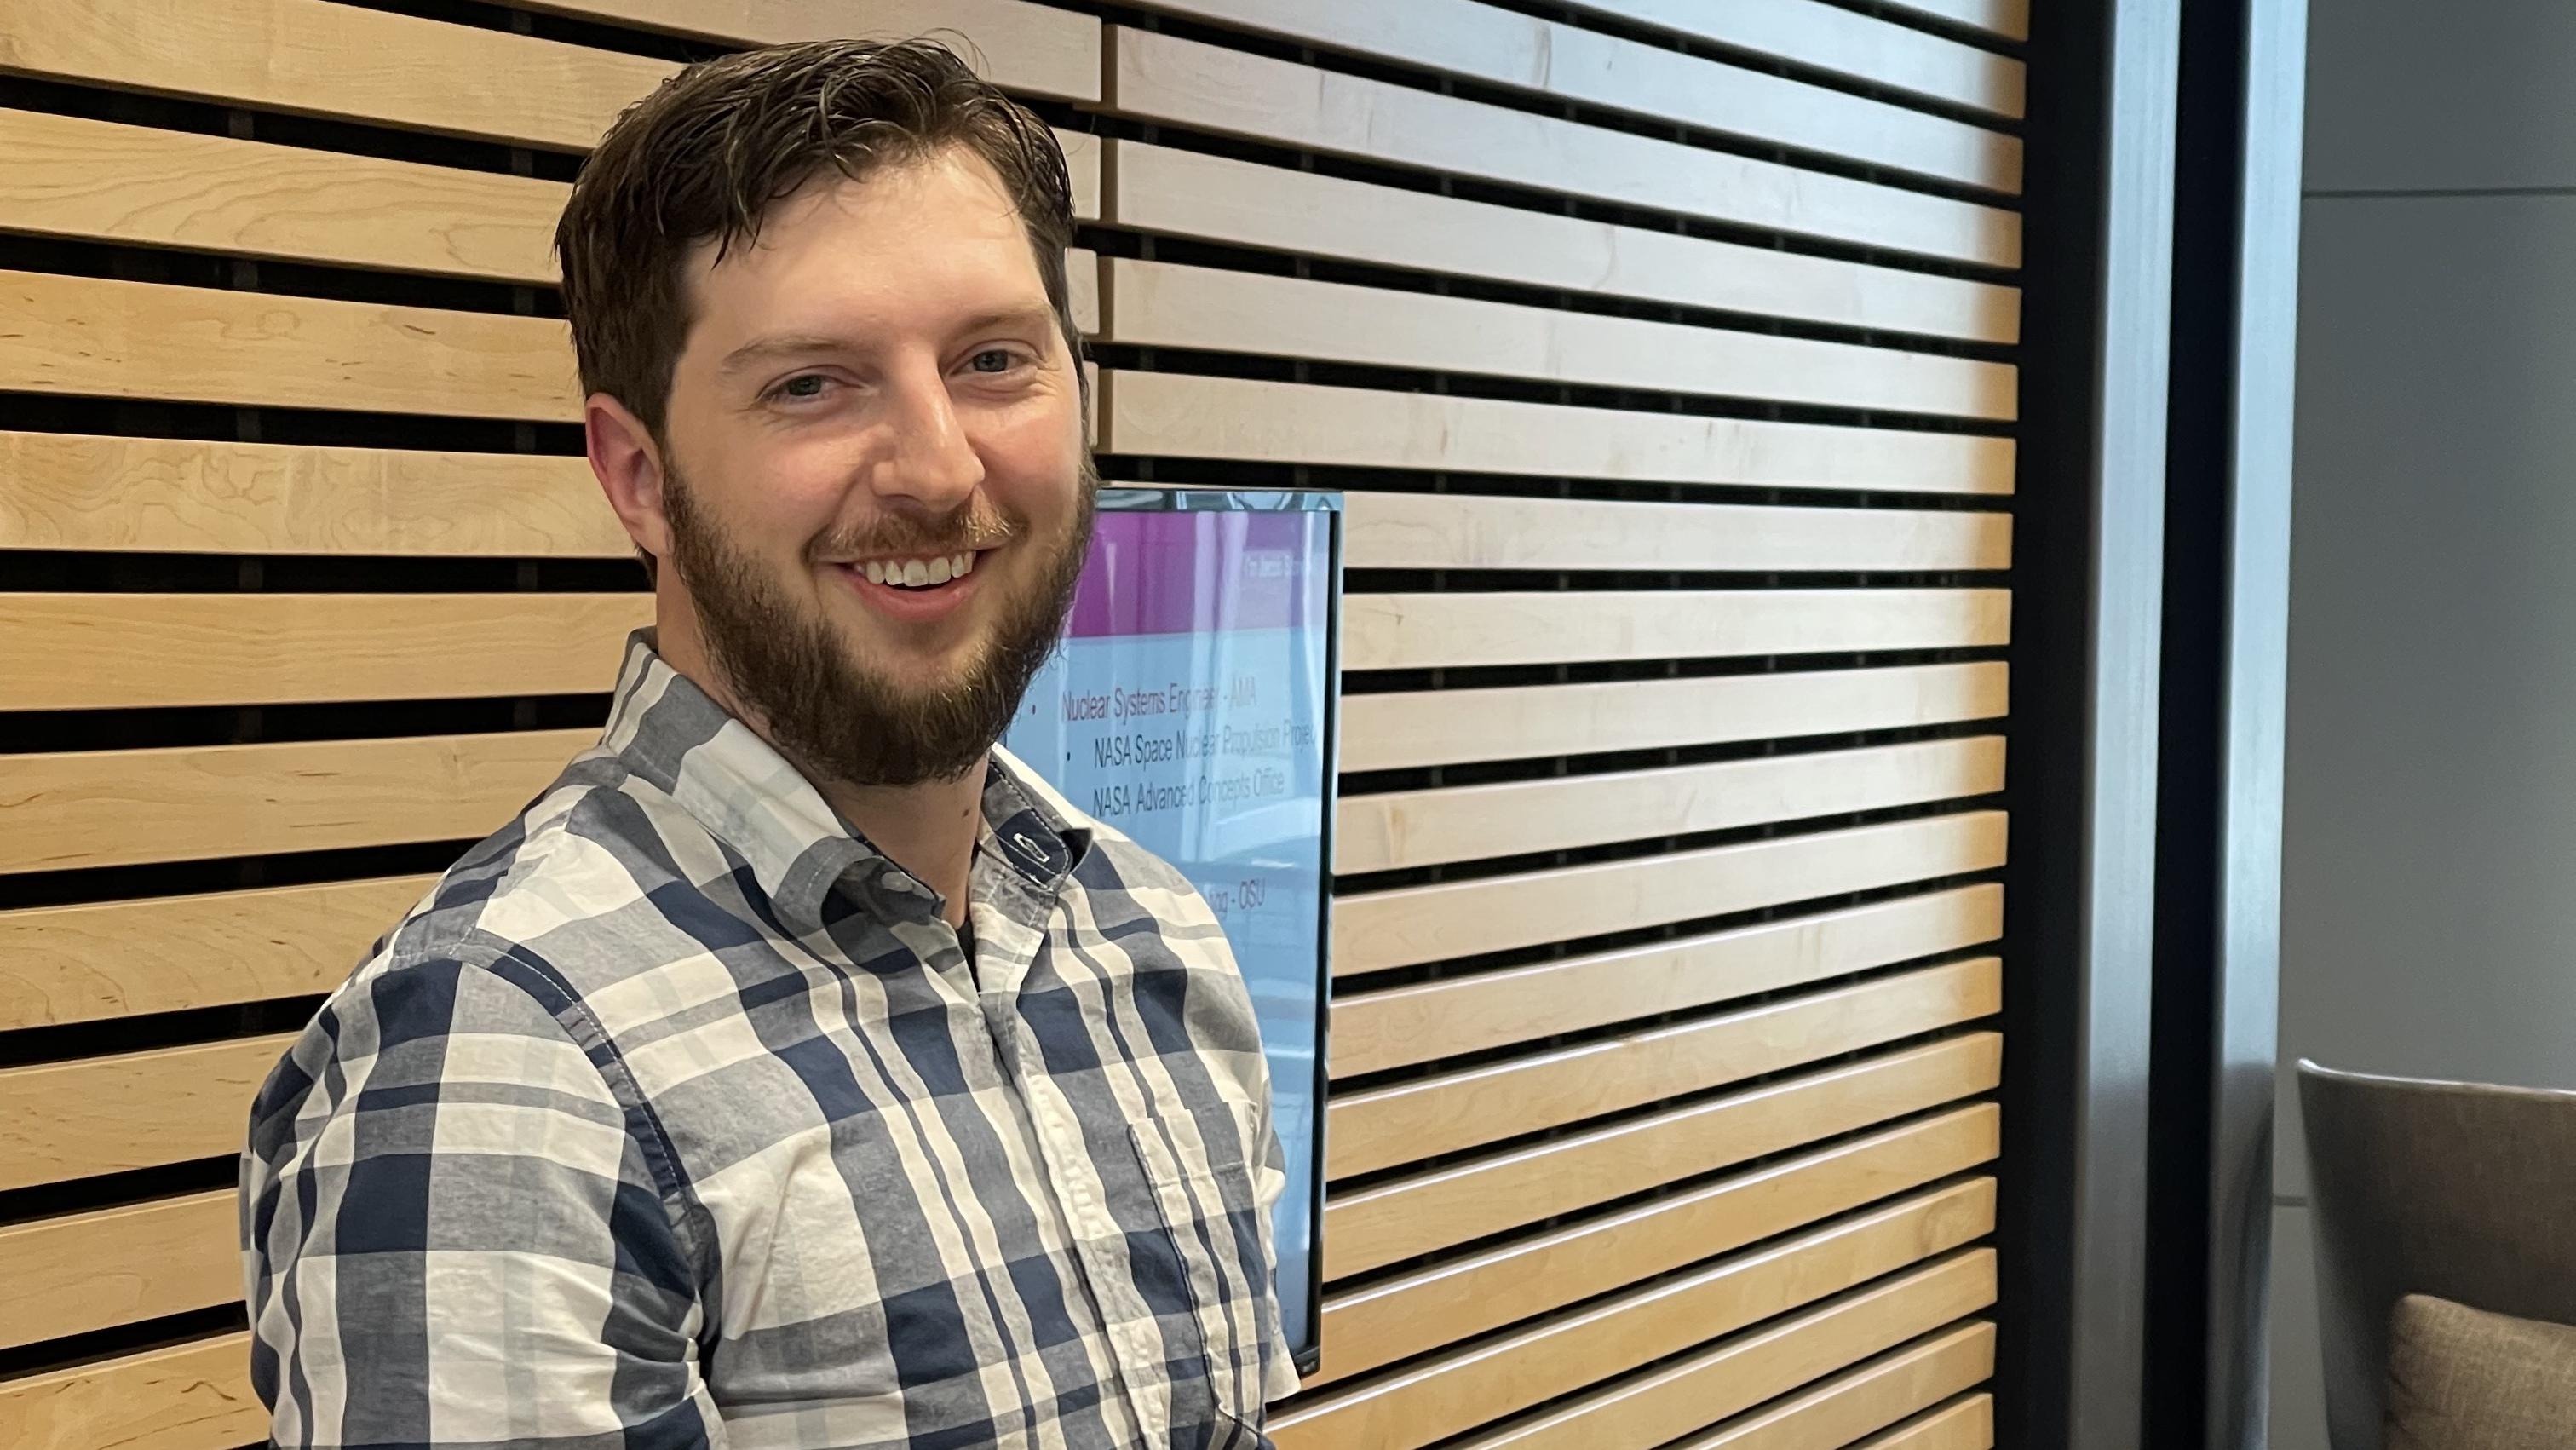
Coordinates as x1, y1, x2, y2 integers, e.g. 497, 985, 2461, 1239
767, 373, 831, 403
967, 348, 1018, 375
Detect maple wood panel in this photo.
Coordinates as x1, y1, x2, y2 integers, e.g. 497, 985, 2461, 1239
1103, 140, 2020, 344
0, 592, 645, 710
0, 876, 434, 1032
1331, 811, 2010, 977
1337, 665, 2011, 774
0, 1192, 240, 1351
1104, 27, 2021, 267
1342, 492, 2014, 574
0, 1034, 296, 1193
1118, 0, 2020, 191
1561, 0, 2024, 117
1327, 962, 2002, 1177
1101, 371, 2017, 495
0, 0, 2017, 1437
0, 433, 619, 556
1331, 885, 2004, 1077
0, 730, 590, 875
1336, 736, 2006, 873
0, 1333, 264, 1450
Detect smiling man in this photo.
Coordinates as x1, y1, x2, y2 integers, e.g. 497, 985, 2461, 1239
241, 41, 1294, 1450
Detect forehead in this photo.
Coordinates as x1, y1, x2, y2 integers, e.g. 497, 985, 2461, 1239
678, 147, 1047, 343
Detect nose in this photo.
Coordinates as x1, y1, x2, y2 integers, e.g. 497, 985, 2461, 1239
868, 365, 984, 511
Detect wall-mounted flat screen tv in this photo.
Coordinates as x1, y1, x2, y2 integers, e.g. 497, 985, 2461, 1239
1002, 486, 1339, 1374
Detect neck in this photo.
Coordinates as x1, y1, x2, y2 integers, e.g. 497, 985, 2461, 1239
655, 610, 984, 929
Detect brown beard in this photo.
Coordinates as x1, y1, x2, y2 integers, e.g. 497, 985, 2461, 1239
664, 460, 1097, 788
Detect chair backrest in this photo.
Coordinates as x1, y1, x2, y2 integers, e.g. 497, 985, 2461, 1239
2298, 1059, 2576, 1449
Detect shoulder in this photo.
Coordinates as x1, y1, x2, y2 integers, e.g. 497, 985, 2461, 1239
367, 751, 673, 962
304, 747, 755, 1066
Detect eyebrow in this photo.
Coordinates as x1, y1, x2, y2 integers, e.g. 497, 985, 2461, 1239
716, 335, 847, 381
715, 306, 1062, 381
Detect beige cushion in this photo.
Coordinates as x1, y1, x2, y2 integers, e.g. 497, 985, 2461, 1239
2386, 1293, 2576, 1450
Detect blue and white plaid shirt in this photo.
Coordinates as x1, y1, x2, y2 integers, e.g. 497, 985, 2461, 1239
242, 633, 1297, 1449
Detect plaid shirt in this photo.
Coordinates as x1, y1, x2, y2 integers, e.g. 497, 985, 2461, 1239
242, 633, 1297, 1449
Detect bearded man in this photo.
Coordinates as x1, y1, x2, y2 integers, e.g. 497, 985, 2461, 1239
242, 39, 1294, 1450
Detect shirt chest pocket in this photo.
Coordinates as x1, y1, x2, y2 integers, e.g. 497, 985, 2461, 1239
1124, 1105, 1274, 1446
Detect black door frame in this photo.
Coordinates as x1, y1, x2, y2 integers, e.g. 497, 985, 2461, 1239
2002, 0, 2304, 1444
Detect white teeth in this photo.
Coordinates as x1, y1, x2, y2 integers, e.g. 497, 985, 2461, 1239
856, 553, 975, 588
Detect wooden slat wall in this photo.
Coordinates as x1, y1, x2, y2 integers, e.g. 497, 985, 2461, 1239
0, 1, 2015, 1446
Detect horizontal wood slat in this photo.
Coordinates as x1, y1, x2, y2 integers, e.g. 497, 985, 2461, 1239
0, 1191, 239, 1351
0, 106, 564, 282
1561, 0, 2023, 118
1104, 28, 2020, 267
0, 260, 1097, 422
1338, 663, 2010, 774
1068, 247, 1101, 337
507, 0, 1105, 102
0, 1033, 292, 1192
0, 433, 620, 557
1672, 1323, 1993, 1450
4, 262, 1098, 423
1342, 492, 2012, 574
1881, 0, 2027, 43
0, 0, 664, 151
1334, 884, 2000, 1078
0, 875, 434, 1032
1061, 130, 1103, 222
1333, 884, 2003, 1077
1328, 1047, 2004, 1277
1327, 958, 1999, 1177
1, 593, 644, 710
1457, 1250, 1996, 1450
1331, 810, 2009, 976
1337, 736, 2006, 873
1848, 1396, 1995, 1450
1316, 1113, 1998, 1384
0, 1332, 264, 1450
1, 269, 578, 420
1279, 1180, 1994, 1450
1100, 258, 2017, 420
1099, 371, 2016, 495
0, 0, 1098, 152
0, 729, 590, 876
1343, 589, 2012, 672
1122, 0, 2017, 192
1103, 141, 2019, 345
0, 110, 1103, 275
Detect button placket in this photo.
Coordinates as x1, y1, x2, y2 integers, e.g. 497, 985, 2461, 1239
980, 860, 1176, 1442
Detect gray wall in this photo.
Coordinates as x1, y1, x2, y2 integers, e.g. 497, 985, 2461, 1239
2274, 2, 2576, 1445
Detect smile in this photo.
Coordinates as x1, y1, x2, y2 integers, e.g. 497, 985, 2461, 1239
855, 550, 979, 589
826, 548, 991, 623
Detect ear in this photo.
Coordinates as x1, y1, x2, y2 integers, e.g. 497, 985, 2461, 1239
586, 393, 676, 567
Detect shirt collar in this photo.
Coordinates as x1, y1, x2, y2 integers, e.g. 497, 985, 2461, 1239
600, 631, 1090, 938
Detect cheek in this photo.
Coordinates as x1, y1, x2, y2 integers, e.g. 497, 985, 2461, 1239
972, 401, 1085, 527
699, 438, 854, 561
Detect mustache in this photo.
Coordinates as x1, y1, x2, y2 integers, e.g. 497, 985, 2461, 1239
808, 506, 1020, 561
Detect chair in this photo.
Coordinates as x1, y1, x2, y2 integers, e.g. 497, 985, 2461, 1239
2298, 1060, 2576, 1449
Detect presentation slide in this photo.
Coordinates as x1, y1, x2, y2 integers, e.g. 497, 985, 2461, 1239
1003, 497, 1336, 1361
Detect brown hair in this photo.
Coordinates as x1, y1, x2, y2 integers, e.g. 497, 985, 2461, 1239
555, 37, 1079, 444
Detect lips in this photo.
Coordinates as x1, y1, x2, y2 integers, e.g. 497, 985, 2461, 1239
827, 548, 991, 623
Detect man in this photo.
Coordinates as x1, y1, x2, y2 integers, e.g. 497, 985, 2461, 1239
241, 40, 1295, 1449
